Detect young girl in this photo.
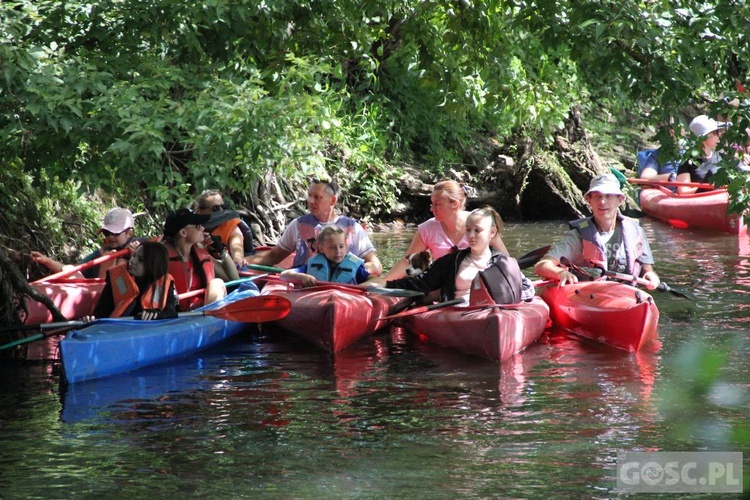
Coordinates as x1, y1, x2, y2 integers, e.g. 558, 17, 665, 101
369, 206, 532, 305
280, 226, 370, 286
84, 241, 178, 321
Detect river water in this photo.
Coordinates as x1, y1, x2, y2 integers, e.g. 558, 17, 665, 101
1, 220, 748, 498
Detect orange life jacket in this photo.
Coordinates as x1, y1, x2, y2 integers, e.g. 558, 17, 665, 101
211, 219, 242, 246
107, 263, 175, 318
165, 243, 214, 310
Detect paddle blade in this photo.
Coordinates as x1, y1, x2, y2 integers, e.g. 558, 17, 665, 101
658, 283, 696, 301
667, 219, 690, 229
207, 296, 292, 323
517, 245, 551, 269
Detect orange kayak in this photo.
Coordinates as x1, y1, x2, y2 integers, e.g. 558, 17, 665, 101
400, 297, 550, 361
538, 281, 659, 352
260, 280, 413, 352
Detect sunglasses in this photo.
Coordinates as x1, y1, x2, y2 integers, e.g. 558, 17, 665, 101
199, 203, 226, 212
310, 178, 339, 196
102, 229, 127, 237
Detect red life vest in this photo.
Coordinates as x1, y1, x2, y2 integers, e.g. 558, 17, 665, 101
165, 243, 215, 310
107, 264, 175, 318
570, 215, 644, 276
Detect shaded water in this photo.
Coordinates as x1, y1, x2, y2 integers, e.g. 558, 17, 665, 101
1, 220, 748, 498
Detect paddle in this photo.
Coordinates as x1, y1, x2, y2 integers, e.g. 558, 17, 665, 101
627, 178, 718, 191
603, 270, 696, 301
0, 295, 292, 351
516, 245, 551, 269
559, 257, 695, 301
243, 265, 424, 298
32, 248, 130, 283
380, 298, 465, 321
224, 274, 268, 289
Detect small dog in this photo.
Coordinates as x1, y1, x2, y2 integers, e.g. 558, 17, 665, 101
405, 249, 433, 276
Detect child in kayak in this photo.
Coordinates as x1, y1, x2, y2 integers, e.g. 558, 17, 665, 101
83, 241, 178, 321
31, 207, 145, 279
280, 226, 370, 286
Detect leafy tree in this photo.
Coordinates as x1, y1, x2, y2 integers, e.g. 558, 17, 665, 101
1, 0, 749, 216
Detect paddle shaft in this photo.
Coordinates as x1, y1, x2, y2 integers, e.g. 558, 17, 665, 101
381, 298, 465, 321
0, 294, 291, 350
627, 178, 718, 191
244, 266, 423, 297
33, 248, 130, 283
604, 270, 695, 300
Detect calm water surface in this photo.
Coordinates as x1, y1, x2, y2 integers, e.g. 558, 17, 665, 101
1, 220, 748, 498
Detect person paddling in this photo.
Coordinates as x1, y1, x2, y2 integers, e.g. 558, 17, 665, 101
161, 208, 227, 310
534, 174, 660, 290
82, 241, 178, 322
280, 226, 370, 286
674, 115, 731, 194
31, 207, 145, 279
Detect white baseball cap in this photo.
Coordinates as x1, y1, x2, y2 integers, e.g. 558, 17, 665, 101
584, 173, 624, 197
689, 115, 731, 137
100, 207, 134, 234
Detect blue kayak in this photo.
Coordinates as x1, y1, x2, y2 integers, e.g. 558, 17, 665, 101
60, 282, 260, 383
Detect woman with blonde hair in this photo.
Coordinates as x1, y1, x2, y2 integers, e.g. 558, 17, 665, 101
369, 206, 531, 305
383, 180, 508, 279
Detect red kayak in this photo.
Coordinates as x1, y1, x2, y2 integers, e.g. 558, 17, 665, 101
260, 280, 413, 352
538, 281, 659, 352
400, 297, 550, 362
24, 279, 105, 325
639, 186, 744, 234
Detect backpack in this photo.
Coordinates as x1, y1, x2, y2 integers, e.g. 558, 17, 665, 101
469, 254, 523, 306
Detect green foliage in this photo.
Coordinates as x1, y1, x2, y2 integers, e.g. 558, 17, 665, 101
1, 0, 750, 210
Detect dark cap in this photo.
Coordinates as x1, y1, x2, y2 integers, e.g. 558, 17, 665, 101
163, 208, 211, 237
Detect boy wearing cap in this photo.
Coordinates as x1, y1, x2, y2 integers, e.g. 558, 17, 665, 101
161, 208, 227, 310
534, 173, 660, 290
31, 207, 144, 279
674, 115, 730, 194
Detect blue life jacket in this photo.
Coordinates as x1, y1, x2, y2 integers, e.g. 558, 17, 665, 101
307, 253, 363, 284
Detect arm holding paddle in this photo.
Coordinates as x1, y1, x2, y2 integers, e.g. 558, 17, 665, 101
637, 264, 660, 291
31, 207, 141, 281
534, 256, 579, 287
535, 174, 662, 289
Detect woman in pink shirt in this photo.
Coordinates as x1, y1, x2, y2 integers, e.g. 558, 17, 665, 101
383, 180, 508, 279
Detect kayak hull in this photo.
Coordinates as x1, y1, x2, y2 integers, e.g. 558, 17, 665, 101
539, 281, 659, 352
59, 285, 259, 383
25, 279, 105, 325
402, 297, 550, 361
260, 281, 410, 352
639, 186, 744, 234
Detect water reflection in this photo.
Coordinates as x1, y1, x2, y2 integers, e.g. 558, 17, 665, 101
3, 220, 749, 498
